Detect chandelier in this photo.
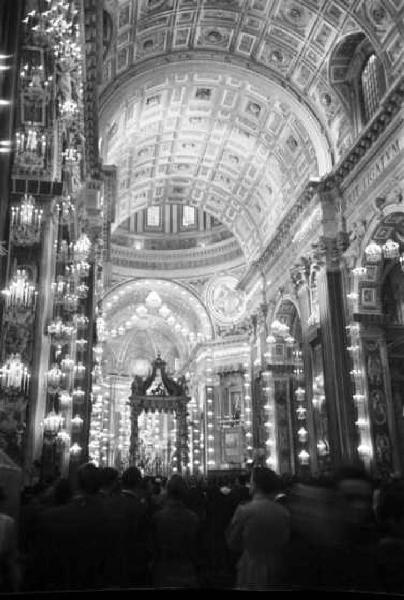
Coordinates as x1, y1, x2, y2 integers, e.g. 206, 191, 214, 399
74, 234, 91, 262
10, 195, 43, 245
74, 362, 86, 378
365, 238, 401, 264
58, 196, 75, 223
43, 410, 63, 435
74, 314, 89, 330
270, 319, 290, 337
48, 318, 76, 339
0, 354, 30, 393
383, 239, 400, 259
2, 269, 37, 310
70, 443, 82, 456
71, 414, 83, 427
63, 293, 78, 312
60, 354, 74, 372
59, 391, 72, 407
47, 364, 64, 389
56, 430, 71, 445
76, 283, 89, 299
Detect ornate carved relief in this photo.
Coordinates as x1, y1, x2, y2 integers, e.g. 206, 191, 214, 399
363, 339, 394, 476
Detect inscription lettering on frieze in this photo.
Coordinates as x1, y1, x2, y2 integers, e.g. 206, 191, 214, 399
346, 138, 401, 208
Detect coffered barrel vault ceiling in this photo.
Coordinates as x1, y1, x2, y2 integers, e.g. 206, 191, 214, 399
100, 61, 330, 261
100, 0, 404, 262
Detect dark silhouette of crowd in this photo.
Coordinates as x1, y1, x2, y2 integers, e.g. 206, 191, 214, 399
1, 462, 404, 592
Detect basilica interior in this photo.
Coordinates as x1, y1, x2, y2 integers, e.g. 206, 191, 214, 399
0, 0, 404, 485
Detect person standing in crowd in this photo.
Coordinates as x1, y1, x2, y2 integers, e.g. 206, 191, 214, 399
33, 462, 116, 591
0, 486, 21, 593
106, 465, 150, 588
226, 467, 290, 590
98, 466, 120, 501
376, 478, 404, 593
322, 463, 382, 592
150, 474, 200, 589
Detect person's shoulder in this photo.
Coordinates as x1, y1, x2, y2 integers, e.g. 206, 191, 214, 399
0, 512, 14, 525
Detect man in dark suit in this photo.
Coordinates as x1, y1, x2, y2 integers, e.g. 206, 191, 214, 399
34, 462, 116, 591
106, 465, 150, 588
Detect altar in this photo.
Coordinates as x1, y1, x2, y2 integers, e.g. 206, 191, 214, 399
128, 354, 190, 475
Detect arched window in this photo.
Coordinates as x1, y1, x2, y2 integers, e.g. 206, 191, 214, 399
329, 34, 387, 137
146, 206, 160, 227
360, 53, 385, 123
182, 205, 195, 228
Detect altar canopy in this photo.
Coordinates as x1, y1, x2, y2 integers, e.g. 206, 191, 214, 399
129, 354, 190, 475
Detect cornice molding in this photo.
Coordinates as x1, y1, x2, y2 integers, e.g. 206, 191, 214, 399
238, 76, 404, 292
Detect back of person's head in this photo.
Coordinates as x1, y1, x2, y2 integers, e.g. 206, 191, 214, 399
252, 467, 282, 496
152, 480, 161, 495
53, 478, 72, 505
76, 462, 101, 495
379, 479, 404, 526
238, 473, 248, 486
334, 461, 373, 523
99, 467, 119, 491
167, 474, 188, 502
334, 462, 372, 485
121, 466, 142, 490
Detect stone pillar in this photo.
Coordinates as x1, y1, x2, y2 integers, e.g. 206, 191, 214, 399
313, 188, 357, 467
176, 401, 189, 474
24, 202, 58, 479
290, 261, 318, 474
129, 401, 139, 466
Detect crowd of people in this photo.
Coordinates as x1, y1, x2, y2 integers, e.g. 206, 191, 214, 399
1, 462, 404, 592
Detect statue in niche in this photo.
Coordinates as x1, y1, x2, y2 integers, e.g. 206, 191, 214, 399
56, 57, 77, 105
370, 389, 387, 426
375, 433, 392, 468
309, 267, 320, 323
344, 220, 367, 268
382, 265, 404, 324
131, 375, 145, 396
367, 349, 383, 386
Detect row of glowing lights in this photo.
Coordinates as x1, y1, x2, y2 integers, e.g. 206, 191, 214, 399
89, 392, 115, 465
346, 323, 373, 459
347, 239, 379, 458
14, 2, 88, 456
263, 318, 311, 466
0, 55, 13, 153
60, 350, 105, 459
43, 229, 93, 457
243, 360, 254, 465
15, 2, 83, 162
262, 373, 278, 469
206, 355, 215, 466
294, 355, 311, 462
188, 397, 203, 469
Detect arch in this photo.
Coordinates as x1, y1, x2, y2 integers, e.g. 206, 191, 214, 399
329, 32, 388, 136
102, 276, 216, 341
271, 295, 302, 341
349, 207, 404, 312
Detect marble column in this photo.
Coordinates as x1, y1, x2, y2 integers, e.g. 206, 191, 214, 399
25, 202, 58, 482
290, 262, 318, 475
313, 189, 358, 467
